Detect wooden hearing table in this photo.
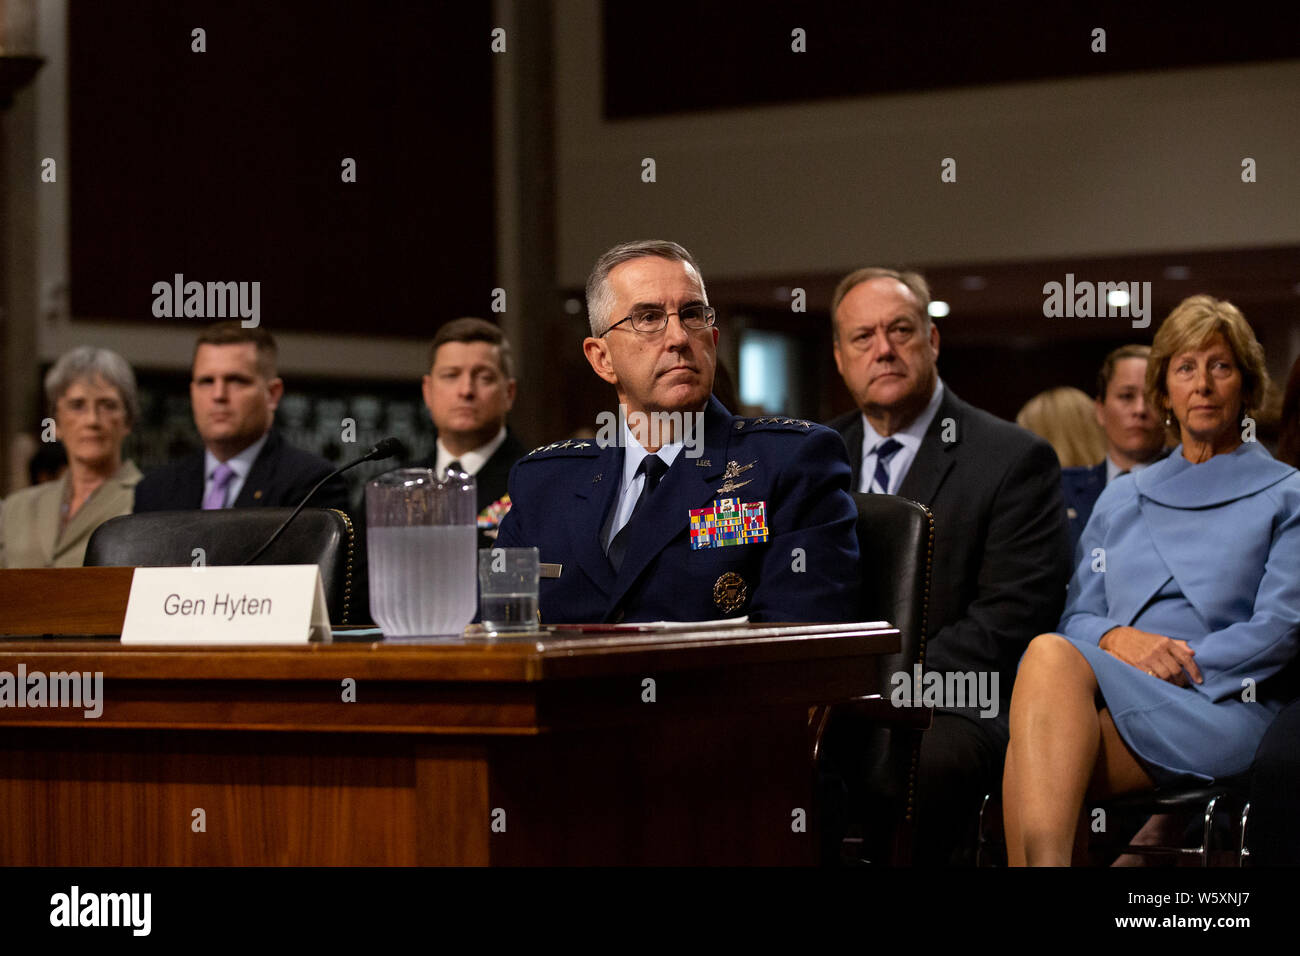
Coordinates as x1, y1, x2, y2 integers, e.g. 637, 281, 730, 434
0, 612, 897, 865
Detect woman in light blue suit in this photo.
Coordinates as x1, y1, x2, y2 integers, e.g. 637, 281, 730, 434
1002, 295, 1300, 866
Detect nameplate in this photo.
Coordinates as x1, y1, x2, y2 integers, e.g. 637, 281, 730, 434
121, 565, 331, 645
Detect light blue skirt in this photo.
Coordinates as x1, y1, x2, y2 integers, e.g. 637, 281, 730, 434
1063, 636, 1279, 785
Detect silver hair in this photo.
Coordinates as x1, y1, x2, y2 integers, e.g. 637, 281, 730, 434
44, 346, 139, 426
584, 240, 709, 336
831, 267, 933, 341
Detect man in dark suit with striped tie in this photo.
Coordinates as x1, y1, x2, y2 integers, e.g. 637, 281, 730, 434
827, 267, 1071, 865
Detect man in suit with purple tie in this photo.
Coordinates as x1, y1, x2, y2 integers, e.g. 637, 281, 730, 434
134, 322, 348, 514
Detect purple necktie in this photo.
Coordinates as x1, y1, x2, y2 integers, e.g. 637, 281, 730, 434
202, 462, 236, 510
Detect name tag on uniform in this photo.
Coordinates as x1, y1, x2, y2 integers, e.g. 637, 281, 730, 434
539, 563, 563, 579
689, 498, 769, 550
121, 565, 331, 644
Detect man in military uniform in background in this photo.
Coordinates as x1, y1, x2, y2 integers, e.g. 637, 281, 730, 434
413, 317, 526, 548
495, 239, 860, 623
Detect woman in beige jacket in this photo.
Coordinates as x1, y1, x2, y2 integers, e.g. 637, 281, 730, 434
0, 347, 142, 568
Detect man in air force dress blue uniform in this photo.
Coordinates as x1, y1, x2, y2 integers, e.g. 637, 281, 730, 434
495, 240, 860, 624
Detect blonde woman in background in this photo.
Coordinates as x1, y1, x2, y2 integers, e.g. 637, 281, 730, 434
1016, 387, 1106, 469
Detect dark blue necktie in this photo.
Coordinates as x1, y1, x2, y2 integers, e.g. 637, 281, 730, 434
871, 438, 903, 494
607, 454, 669, 571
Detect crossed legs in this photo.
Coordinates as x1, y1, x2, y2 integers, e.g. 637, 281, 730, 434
1003, 633, 1155, 866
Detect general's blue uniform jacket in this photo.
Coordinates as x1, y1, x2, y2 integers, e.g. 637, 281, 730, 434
496, 396, 861, 624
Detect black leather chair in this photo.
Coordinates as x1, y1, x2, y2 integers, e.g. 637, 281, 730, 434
84, 508, 357, 624
813, 492, 935, 865
977, 779, 1251, 867
979, 662, 1300, 866
1086, 692, 1300, 866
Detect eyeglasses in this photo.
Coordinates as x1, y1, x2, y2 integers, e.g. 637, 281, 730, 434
602, 304, 717, 336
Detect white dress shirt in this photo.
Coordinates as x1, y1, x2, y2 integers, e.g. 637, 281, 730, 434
435, 426, 508, 477
1105, 454, 1154, 485
858, 378, 945, 494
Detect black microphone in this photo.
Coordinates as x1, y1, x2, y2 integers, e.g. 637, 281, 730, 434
242, 437, 404, 565
361, 437, 404, 462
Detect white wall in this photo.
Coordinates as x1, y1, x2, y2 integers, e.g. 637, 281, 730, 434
553, 1, 1300, 286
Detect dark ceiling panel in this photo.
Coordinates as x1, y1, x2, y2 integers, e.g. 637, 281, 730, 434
70, 0, 494, 337
605, 1, 1300, 118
